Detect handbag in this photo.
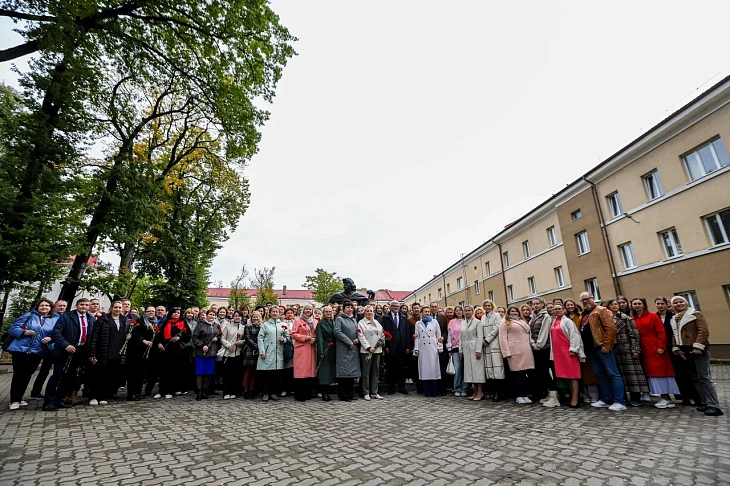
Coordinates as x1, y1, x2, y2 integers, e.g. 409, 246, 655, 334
283, 338, 294, 361
446, 354, 456, 375
1, 314, 33, 351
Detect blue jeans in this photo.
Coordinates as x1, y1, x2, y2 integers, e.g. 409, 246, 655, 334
589, 347, 625, 405
451, 350, 466, 393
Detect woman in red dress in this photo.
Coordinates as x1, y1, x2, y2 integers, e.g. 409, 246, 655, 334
631, 298, 679, 409
549, 303, 584, 408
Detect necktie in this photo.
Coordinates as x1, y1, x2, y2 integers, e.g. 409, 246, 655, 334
80, 314, 87, 344
394, 313, 398, 329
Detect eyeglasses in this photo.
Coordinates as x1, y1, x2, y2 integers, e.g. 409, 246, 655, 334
580, 298, 591, 302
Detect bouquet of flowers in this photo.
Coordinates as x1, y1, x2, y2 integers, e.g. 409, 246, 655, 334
367, 331, 388, 361
144, 324, 160, 359
119, 319, 138, 356
344, 329, 361, 363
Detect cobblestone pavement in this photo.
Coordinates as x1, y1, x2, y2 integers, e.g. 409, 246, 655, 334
0, 365, 728, 486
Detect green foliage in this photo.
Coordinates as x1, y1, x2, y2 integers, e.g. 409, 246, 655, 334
303, 268, 344, 304
228, 265, 250, 310
251, 267, 277, 308
79, 264, 162, 311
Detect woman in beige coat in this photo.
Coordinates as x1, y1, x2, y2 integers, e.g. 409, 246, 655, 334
481, 299, 505, 401
460, 305, 486, 400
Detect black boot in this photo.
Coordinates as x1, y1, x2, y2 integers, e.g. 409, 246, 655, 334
196, 390, 202, 401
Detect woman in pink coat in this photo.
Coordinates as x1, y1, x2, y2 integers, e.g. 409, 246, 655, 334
291, 304, 318, 402
499, 305, 535, 405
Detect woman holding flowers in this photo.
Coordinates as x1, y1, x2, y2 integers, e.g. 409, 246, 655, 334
257, 306, 287, 402
334, 299, 360, 402
192, 308, 220, 401
315, 306, 336, 401
413, 307, 443, 397
126, 306, 154, 401
220, 310, 246, 399
357, 305, 385, 400
291, 304, 318, 402
242, 311, 262, 399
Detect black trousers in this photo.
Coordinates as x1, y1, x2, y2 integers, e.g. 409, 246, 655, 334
30, 355, 54, 395
10, 353, 42, 403
532, 348, 555, 399
438, 351, 450, 393
159, 355, 188, 396
386, 352, 406, 390
90, 359, 122, 401
258, 369, 281, 396
222, 356, 243, 396
127, 355, 147, 397
44, 348, 88, 406
338, 377, 355, 401
294, 377, 315, 401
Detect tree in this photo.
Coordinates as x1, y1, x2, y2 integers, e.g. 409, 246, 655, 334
303, 268, 343, 304
250, 267, 278, 308
228, 265, 249, 310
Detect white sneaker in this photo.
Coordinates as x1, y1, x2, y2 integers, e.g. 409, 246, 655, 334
19, 401, 29, 407
373, 394, 384, 399
9, 402, 20, 410
591, 400, 610, 408
99, 400, 108, 406
280, 391, 287, 397
153, 394, 162, 399
317, 393, 322, 398
522, 397, 532, 404
515, 397, 524, 404
655, 399, 670, 409
640, 393, 651, 402
165, 394, 173, 399
174, 392, 182, 396
229, 395, 236, 399
89, 399, 99, 406
364, 395, 371, 401
609, 403, 627, 411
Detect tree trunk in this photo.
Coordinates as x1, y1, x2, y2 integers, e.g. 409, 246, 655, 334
0, 285, 11, 327
119, 241, 136, 274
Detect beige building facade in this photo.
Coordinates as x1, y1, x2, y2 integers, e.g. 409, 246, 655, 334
406, 76, 730, 355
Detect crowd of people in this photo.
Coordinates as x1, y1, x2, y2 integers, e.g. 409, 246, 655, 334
4, 291, 723, 417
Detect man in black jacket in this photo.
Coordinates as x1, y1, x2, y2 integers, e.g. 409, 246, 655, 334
43, 298, 96, 411
381, 300, 411, 394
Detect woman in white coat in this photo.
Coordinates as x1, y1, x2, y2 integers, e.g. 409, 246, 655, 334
460, 305, 486, 401
481, 299, 506, 401
413, 307, 443, 397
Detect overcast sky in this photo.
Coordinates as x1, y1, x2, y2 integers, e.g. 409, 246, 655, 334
3, 1, 730, 294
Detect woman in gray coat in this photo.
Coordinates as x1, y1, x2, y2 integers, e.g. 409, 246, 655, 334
334, 300, 361, 401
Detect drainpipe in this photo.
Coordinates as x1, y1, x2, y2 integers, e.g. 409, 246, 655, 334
442, 273, 448, 307
583, 176, 622, 297
491, 238, 510, 306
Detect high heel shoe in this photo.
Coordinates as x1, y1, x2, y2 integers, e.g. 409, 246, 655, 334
568, 402, 579, 408
472, 395, 483, 402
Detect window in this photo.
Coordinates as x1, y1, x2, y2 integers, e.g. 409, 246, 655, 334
684, 138, 730, 181
438, 288, 442, 299
446, 283, 451, 294
585, 278, 601, 301
485, 261, 491, 276
503, 251, 510, 267
547, 226, 557, 247
459, 301, 465, 309
618, 242, 637, 270
660, 228, 683, 258
705, 208, 730, 245
554, 266, 565, 288
576, 231, 591, 255
428, 293, 431, 302
723, 284, 730, 302
643, 170, 664, 200
456, 277, 463, 290
488, 290, 494, 302
522, 240, 531, 259
675, 291, 701, 311
606, 192, 623, 218
507, 285, 514, 301
571, 209, 582, 221
474, 280, 480, 295
528, 277, 537, 296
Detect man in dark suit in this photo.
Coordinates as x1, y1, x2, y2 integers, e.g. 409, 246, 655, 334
43, 298, 96, 411
382, 300, 411, 394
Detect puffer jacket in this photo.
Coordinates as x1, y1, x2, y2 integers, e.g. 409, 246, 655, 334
7, 309, 58, 356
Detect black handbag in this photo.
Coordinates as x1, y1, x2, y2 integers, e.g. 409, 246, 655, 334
283, 338, 294, 361
2, 314, 33, 351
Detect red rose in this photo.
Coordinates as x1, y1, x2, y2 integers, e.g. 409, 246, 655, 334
237, 333, 241, 339
356, 328, 361, 333
153, 326, 160, 333
327, 342, 334, 347
21, 324, 27, 329
281, 325, 287, 329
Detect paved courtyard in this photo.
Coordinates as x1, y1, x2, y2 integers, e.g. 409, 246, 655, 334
0, 365, 728, 486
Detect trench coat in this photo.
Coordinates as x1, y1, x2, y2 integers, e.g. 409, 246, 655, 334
334, 313, 360, 379
498, 319, 535, 371
413, 318, 442, 380
633, 311, 675, 377
460, 317, 486, 383
291, 317, 317, 379
256, 319, 287, 371
613, 312, 649, 394
481, 311, 505, 380
315, 318, 336, 385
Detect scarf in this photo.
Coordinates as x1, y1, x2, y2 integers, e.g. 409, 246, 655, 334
422, 316, 433, 324
164, 318, 186, 339
302, 315, 314, 325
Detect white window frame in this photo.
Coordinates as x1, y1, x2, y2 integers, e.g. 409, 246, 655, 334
554, 266, 565, 288
683, 138, 730, 181
643, 170, 664, 200
618, 242, 637, 270
459, 301, 465, 309
547, 226, 557, 247
528, 277, 537, 296
675, 291, 701, 311
704, 209, 730, 246
507, 285, 514, 301
659, 228, 683, 258
488, 290, 494, 302
606, 191, 623, 218
522, 240, 531, 259
474, 280, 480, 295
503, 251, 510, 268
576, 231, 591, 255
571, 209, 582, 221
438, 288, 442, 300
585, 278, 601, 301
485, 261, 491, 276
456, 277, 463, 290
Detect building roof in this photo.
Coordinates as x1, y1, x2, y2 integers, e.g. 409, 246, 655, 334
206, 288, 411, 303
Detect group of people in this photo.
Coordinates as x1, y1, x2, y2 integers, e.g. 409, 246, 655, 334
4, 291, 723, 417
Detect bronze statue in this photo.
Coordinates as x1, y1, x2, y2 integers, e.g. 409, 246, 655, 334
328, 278, 375, 307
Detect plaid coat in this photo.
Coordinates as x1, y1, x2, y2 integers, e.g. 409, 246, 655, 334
613, 312, 649, 394
242, 323, 261, 367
